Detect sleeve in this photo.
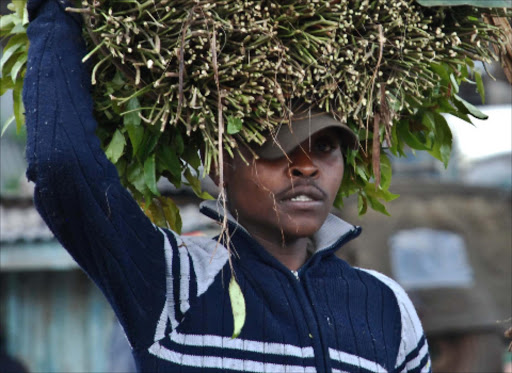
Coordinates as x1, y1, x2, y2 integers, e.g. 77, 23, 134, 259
361, 269, 432, 373
23, 0, 167, 349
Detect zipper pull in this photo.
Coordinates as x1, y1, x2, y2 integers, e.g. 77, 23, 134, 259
291, 270, 300, 281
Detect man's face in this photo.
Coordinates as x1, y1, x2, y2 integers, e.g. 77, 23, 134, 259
224, 128, 344, 243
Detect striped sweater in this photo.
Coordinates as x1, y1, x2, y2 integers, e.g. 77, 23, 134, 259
24, 0, 431, 372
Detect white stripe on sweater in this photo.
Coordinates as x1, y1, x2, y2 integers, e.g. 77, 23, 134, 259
357, 268, 429, 371
178, 244, 191, 314
163, 231, 179, 330
397, 341, 429, 373
153, 230, 231, 343
149, 329, 387, 372
329, 348, 387, 372
148, 342, 317, 373
153, 230, 175, 341
168, 330, 315, 357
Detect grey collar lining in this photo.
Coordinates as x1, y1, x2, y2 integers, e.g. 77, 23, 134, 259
199, 199, 357, 254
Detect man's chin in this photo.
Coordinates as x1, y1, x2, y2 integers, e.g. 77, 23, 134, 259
279, 220, 324, 241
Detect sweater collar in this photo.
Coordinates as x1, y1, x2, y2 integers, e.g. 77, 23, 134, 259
199, 199, 360, 256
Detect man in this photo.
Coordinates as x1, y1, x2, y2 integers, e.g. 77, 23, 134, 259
24, 0, 431, 371
218, 114, 356, 272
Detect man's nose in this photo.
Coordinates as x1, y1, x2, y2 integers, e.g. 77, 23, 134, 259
288, 147, 319, 178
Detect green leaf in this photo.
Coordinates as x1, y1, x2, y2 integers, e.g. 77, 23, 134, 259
127, 162, 149, 196
355, 164, 369, 182
1, 76, 15, 95
123, 97, 141, 126
475, 71, 485, 105
464, 57, 475, 69
105, 129, 126, 163
366, 194, 390, 216
144, 196, 182, 232
158, 146, 182, 179
1, 50, 24, 79
13, 78, 24, 130
397, 120, 430, 151
227, 116, 243, 135
428, 113, 453, 167
114, 158, 127, 180
137, 131, 161, 160
229, 276, 246, 338
430, 63, 450, 86
449, 74, 459, 94
0, 14, 19, 35
380, 153, 393, 190
357, 193, 368, 215
159, 196, 182, 233
126, 124, 144, 156
172, 131, 185, 155
8, 0, 27, 17
144, 154, 160, 196
0, 33, 28, 69
364, 184, 399, 216
438, 97, 472, 123
11, 53, 27, 82
453, 95, 488, 119
389, 122, 406, 157
182, 147, 201, 170
368, 184, 399, 202
111, 99, 122, 115
111, 70, 125, 90
22, 1, 29, 25
421, 111, 436, 131
184, 168, 214, 200
333, 187, 345, 210
146, 199, 168, 228
10, 22, 27, 35
416, 0, 512, 7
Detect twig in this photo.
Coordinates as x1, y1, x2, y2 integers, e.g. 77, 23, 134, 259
175, 8, 197, 134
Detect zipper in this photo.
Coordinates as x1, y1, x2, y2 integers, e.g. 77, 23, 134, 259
291, 269, 300, 281
290, 264, 331, 372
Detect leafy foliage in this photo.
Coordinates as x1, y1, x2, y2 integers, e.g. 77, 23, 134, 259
1, 0, 511, 222
1, 1, 29, 132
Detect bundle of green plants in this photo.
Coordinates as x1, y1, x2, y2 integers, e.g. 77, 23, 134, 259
2, 0, 511, 232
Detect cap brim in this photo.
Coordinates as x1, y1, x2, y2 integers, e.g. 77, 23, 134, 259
256, 113, 358, 160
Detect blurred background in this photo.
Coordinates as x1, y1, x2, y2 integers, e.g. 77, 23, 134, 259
1, 3, 511, 373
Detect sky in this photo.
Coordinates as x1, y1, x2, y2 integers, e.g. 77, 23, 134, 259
447, 104, 512, 162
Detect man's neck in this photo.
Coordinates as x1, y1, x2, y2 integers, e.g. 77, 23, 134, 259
249, 232, 314, 271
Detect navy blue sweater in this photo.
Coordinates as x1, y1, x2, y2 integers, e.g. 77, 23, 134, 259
23, 1, 431, 372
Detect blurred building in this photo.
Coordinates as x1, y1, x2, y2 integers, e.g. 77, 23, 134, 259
0, 189, 219, 372
1, 193, 117, 372
337, 182, 511, 372
336, 99, 512, 372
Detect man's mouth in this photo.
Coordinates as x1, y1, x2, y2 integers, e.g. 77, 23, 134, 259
289, 194, 314, 202
280, 184, 325, 203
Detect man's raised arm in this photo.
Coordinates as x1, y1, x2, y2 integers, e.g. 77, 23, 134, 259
23, 0, 170, 350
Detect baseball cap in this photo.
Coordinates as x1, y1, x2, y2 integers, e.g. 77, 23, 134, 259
256, 112, 358, 159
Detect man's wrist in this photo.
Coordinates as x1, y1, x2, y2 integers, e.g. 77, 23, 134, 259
27, 0, 81, 22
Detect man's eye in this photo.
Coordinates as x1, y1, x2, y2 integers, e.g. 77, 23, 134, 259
315, 140, 338, 153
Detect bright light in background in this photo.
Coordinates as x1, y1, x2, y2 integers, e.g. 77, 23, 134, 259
446, 105, 512, 162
